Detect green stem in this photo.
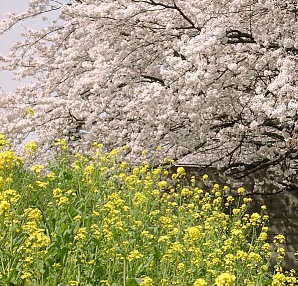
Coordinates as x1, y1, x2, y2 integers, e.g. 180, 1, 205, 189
123, 259, 126, 286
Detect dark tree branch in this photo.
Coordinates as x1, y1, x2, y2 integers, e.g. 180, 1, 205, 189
173, 50, 186, 60
231, 151, 292, 179
141, 75, 165, 86
132, 0, 200, 30
226, 29, 256, 44
225, 30, 298, 55
172, 1, 198, 30
262, 131, 285, 141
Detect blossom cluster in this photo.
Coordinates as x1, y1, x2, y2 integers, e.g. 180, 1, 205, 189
0, 0, 297, 189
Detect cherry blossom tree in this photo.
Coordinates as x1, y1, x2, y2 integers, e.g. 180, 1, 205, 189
0, 0, 298, 190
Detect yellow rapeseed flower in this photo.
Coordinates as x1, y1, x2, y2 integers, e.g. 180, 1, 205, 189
140, 276, 154, 286
93, 142, 104, 149
73, 215, 82, 222
157, 180, 168, 189
236, 250, 248, 261
36, 180, 48, 188
232, 208, 241, 215
1, 189, 21, 204
24, 141, 37, 155
223, 185, 229, 192
215, 273, 236, 286
176, 167, 186, 177
271, 272, 287, 286
55, 138, 68, 150
0, 150, 23, 171
258, 232, 268, 241
273, 234, 286, 244
84, 165, 94, 176
237, 187, 245, 195
30, 164, 44, 174
169, 242, 184, 254
181, 187, 193, 197
0, 200, 11, 215
75, 227, 88, 241
249, 213, 262, 226
158, 235, 170, 243
183, 226, 202, 243
20, 271, 32, 280
53, 188, 62, 197
126, 250, 144, 262
0, 134, 10, 149
47, 171, 56, 181
243, 197, 252, 204
24, 107, 35, 117
57, 196, 69, 206
23, 207, 43, 221
177, 262, 185, 271
156, 145, 162, 151
193, 278, 208, 286
202, 174, 208, 183
133, 192, 147, 206
159, 216, 172, 225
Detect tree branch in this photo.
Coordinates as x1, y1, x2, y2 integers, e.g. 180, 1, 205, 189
226, 29, 256, 44
141, 75, 165, 86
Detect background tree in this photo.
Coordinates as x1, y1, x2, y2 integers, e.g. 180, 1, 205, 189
0, 0, 298, 191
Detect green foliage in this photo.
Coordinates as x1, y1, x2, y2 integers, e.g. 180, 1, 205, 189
0, 136, 296, 285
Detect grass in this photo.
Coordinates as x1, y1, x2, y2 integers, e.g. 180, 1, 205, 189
0, 135, 296, 285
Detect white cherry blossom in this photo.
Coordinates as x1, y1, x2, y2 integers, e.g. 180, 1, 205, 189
0, 0, 297, 190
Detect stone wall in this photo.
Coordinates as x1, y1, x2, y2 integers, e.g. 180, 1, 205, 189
250, 190, 298, 269
169, 165, 298, 270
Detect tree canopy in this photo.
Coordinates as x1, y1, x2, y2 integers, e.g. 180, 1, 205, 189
0, 0, 298, 191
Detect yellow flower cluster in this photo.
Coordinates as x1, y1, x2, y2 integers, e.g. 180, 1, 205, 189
215, 273, 236, 286
0, 139, 295, 285
193, 278, 208, 286
172, 166, 186, 180
126, 250, 144, 262
271, 270, 297, 286
0, 134, 10, 150
24, 107, 35, 117
30, 164, 44, 174
52, 187, 70, 206
0, 150, 23, 173
21, 208, 51, 250
133, 191, 147, 206
183, 226, 202, 243
140, 276, 154, 286
3, 205, 51, 283
55, 138, 68, 151
24, 141, 37, 154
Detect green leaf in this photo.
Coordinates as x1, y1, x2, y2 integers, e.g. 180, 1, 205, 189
135, 253, 154, 275
125, 278, 140, 286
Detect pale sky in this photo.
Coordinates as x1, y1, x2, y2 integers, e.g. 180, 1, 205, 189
0, 1, 30, 92
0, 1, 58, 143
